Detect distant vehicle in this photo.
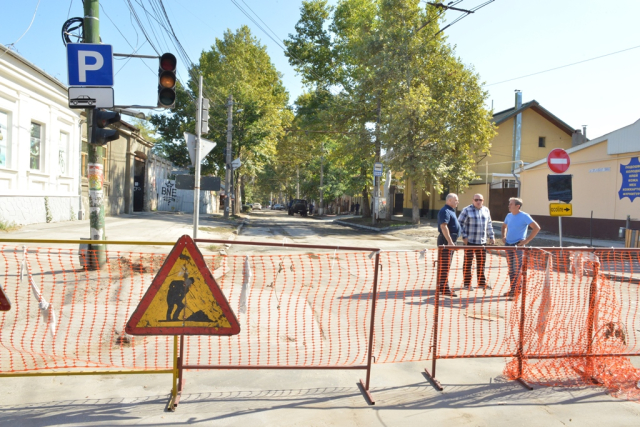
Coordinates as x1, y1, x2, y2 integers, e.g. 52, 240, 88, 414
70, 95, 96, 107
288, 199, 308, 216
252, 202, 262, 210
272, 203, 284, 210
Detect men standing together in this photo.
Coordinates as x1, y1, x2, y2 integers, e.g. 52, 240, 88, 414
436, 193, 540, 298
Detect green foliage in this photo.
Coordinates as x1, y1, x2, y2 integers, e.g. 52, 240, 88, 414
44, 197, 52, 223
284, 0, 496, 222
0, 218, 20, 232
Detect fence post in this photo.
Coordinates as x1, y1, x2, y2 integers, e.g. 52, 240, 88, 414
516, 247, 533, 390
167, 335, 179, 411
585, 257, 600, 380
424, 246, 443, 391
360, 251, 380, 405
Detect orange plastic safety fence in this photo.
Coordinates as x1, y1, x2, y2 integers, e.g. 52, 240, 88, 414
0, 245, 376, 373
503, 248, 640, 401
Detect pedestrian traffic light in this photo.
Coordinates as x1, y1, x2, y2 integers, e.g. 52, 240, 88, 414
91, 109, 121, 145
158, 53, 177, 108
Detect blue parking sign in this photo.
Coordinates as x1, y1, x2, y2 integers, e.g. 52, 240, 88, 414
67, 43, 114, 86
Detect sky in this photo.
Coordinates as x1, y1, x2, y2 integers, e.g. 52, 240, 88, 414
2, 0, 640, 140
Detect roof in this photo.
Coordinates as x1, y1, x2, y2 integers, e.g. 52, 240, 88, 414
492, 100, 575, 136
0, 43, 67, 92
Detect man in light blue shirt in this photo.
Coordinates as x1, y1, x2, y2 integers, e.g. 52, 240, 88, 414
501, 197, 541, 298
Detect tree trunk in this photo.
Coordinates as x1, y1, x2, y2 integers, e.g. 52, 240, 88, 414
362, 186, 370, 217
234, 173, 242, 213
410, 177, 420, 225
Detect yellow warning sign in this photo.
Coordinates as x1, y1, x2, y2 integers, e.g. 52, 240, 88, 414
549, 203, 572, 217
126, 235, 240, 335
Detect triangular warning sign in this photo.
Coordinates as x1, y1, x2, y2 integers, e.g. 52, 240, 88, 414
126, 235, 240, 336
0, 283, 10, 311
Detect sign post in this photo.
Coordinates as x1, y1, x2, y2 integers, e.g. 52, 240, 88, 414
547, 149, 571, 246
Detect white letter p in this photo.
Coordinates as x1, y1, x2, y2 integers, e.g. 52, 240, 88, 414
78, 51, 104, 82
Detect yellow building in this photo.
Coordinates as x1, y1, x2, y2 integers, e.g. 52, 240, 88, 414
520, 118, 640, 239
401, 96, 578, 220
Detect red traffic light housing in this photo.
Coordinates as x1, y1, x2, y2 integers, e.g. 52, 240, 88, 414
158, 53, 177, 108
91, 109, 121, 145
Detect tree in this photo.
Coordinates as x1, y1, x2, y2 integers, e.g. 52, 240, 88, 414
151, 26, 291, 212
286, 0, 495, 224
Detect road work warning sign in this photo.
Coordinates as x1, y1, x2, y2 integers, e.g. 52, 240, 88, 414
126, 235, 240, 336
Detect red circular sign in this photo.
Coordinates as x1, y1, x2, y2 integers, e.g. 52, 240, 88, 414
547, 148, 570, 173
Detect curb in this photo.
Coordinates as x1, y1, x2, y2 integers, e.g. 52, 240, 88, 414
224, 216, 249, 249
333, 219, 429, 232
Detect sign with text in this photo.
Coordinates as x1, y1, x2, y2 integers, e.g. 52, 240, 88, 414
619, 157, 640, 202
373, 162, 383, 177
549, 203, 572, 217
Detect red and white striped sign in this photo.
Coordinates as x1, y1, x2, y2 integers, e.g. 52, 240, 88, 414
547, 148, 570, 174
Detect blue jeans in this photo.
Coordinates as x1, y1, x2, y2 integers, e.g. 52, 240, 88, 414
506, 242, 524, 293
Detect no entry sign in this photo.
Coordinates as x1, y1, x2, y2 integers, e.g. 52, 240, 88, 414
547, 148, 570, 173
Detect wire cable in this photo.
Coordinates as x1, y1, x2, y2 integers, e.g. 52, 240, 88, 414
487, 43, 640, 86
1, 0, 42, 59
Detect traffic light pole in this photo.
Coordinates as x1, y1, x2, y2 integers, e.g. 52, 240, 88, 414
224, 95, 233, 219
193, 76, 203, 238
84, 0, 106, 268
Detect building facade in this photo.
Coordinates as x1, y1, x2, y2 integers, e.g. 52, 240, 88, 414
520, 118, 640, 239
0, 45, 82, 225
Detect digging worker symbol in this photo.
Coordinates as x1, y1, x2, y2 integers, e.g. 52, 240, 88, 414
166, 273, 195, 321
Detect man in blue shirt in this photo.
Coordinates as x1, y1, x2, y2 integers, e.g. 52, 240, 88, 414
501, 197, 541, 298
437, 193, 460, 297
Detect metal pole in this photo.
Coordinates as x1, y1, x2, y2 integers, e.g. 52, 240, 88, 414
84, 0, 106, 269
193, 75, 203, 238
559, 217, 563, 247
361, 251, 380, 404
423, 246, 444, 391
516, 249, 533, 390
319, 152, 324, 215
585, 260, 599, 378
224, 95, 232, 219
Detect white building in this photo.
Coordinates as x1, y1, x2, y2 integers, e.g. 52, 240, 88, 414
0, 45, 82, 225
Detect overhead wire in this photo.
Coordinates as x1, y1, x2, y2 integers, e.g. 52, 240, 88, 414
487, 43, 640, 86
1, 0, 42, 60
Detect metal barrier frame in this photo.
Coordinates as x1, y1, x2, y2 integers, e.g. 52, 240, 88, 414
0, 238, 382, 410
423, 245, 640, 392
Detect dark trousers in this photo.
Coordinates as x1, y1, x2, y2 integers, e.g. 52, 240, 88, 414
463, 243, 487, 287
436, 234, 457, 292
506, 242, 524, 293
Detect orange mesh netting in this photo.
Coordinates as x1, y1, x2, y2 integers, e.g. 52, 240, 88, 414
0, 245, 375, 372
504, 248, 640, 401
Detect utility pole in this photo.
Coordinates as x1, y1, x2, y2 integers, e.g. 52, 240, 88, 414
84, 0, 106, 268
224, 95, 233, 219
372, 97, 381, 226
296, 166, 300, 199
192, 75, 203, 237
319, 143, 324, 216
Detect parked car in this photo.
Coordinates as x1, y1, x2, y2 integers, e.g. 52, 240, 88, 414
252, 202, 262, 210
288, 199, 308, 216
272, 203, 284, 210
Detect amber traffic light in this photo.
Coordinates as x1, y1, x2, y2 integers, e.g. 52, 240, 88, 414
158, 53, 177, 108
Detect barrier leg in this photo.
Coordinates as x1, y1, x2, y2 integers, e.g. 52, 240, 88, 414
359, 252, 380, 405
516, 249, 533, 391
167, 335, 179, 411
424, 247, 443, 391
584, 261, 600, 384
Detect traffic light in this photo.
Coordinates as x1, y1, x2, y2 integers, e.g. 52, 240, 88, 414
91, 109, 121, 145
200, 98, 210, 133
158, 53, 177, 108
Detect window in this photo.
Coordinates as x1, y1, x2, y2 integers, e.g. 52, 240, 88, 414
538, 136, 546, 148
59, 131, 69, 175
30, 122, 43, 170
0, 111, 8, 167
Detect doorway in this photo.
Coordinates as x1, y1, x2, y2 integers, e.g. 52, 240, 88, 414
133, 157, 145, 212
